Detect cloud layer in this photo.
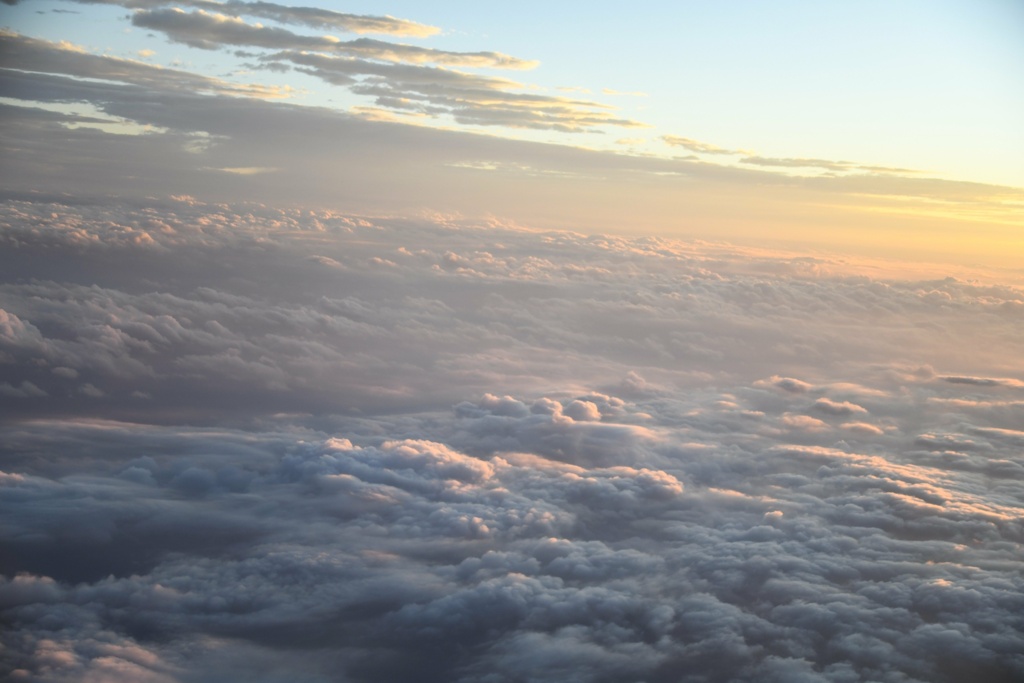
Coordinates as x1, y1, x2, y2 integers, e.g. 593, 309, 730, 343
2, 197, 1023, 682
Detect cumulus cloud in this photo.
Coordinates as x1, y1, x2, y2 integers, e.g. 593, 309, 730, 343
2, 197, 1024, 682
756, 375, 813, 393
810, 397, 868, 416
0, 380, 47, 397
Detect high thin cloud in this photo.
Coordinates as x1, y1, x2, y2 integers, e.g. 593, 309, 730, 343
0, 26, 632, 135
60, 0, 441, 36
661, 136, 921, 178
0, 31, 288, 99
741, 155, 921, 176
117, 6, 627, 132
132, 9, 537, 69
661, 134, 742, 155
2, 198, 1023, 682
277, 50, 642, 132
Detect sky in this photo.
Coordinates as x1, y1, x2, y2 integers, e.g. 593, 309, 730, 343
2, 2, 1024, 683
2, 0, 1024, 266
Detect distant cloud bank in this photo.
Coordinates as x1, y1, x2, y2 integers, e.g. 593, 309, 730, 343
1, 197, 1022, 682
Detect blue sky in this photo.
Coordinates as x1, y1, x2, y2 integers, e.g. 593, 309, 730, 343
345, 0, 1024, 184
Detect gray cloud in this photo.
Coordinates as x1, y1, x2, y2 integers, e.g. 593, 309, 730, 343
1, 30, 641, 146
63, 0, 440, 36
0, 31, 286, 98
274, 49, 641, 132
2, 198, 1022, 429
226, 1, 439, 36
0, 380, 46, 397
2, 197, 1024, 682
132, 9, 535, 69
941, 375, 1024, 388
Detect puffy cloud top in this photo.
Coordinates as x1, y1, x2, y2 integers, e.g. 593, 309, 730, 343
1, 198, 1023, 682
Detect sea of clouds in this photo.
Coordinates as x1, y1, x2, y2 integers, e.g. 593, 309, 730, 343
1, 196, 1022, 682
